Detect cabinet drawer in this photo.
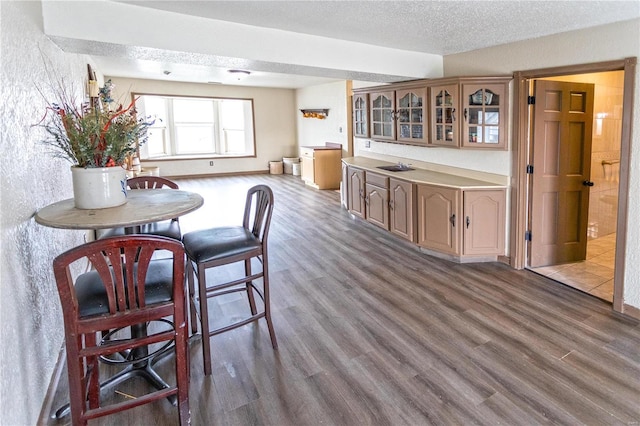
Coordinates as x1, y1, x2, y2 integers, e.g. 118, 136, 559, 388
300, 147, 315, 158
364, 172, 389, 188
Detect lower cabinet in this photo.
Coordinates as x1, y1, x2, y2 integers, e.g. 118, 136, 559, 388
365, 172, 390, 229
347, 166, 365, 218
417, 185, 460, 254
417, 184, 506, 257
343, 163, 504, 260
389, 179, 415, 242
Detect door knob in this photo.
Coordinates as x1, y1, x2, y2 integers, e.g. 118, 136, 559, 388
583, 180, 594, 187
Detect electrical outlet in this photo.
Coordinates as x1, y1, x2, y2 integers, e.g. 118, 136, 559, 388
209, 161, 214, 166
364, 140, 371, 148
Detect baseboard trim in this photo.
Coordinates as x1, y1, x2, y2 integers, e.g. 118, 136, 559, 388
498, 255, 511, 265
167, 170, 270, 179
37, 344, 66, 425
622, 303, 640, 321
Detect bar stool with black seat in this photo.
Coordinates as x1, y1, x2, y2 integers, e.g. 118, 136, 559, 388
182, 184, 277, 376
53, 235, 190, 425
98, 176, 182, 240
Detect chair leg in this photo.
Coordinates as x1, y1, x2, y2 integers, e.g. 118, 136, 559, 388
245, 258, 257, 315
262, 256, 278, 349
186, 261, 198, 336
174, 296, 191, 425
197, 263, 213, 376
67, 337, 88, 426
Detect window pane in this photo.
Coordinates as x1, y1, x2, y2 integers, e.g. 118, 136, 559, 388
146, 128, 168, 156
175, 125, 215, 153
173, 99, 214, 123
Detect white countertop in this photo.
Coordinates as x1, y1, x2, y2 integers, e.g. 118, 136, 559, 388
342, 157, 506, 189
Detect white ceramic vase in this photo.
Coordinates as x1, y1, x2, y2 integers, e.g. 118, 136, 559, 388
71, 166, 128, 209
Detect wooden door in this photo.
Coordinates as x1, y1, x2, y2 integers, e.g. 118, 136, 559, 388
370, 91, 396, 140
430, 84, 458, 147
396, 88, 427, 144
417, 185, 460, 254
530, 80, 594, 267
347, 167, 365, 218
390, 179, 414, 242
463, 189, 505, 256
366, 183, 389, 230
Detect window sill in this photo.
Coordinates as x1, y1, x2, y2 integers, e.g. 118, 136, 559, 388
142, 154, 256, 162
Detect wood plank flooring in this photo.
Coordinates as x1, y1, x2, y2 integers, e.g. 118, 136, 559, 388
46, 174, 640, 425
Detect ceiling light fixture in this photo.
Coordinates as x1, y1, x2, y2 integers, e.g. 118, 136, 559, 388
228, 69, 251, 81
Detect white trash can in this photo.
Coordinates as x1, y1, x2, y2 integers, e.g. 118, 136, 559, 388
292, 162, 302, 176
282, 157, 300, 174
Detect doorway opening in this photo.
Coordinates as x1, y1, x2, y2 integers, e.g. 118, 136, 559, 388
511, 58, 636, 314
527, 72, 623, 302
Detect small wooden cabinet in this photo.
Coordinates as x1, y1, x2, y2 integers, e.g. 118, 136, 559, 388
428, 78, 509, 149
389, 178, 415, 242
417, 185, 460, 254
300, 145, 342, 190
357, 85, 428, 145
347, 166, 365, 218
353, 93, 369, 138
364, 172, 390, 230
462, 189, 506, 255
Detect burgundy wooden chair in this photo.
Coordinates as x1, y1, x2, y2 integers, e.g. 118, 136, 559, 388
182, 184, 277, 376
53, 235, 190, 425
98, 176, 182, 240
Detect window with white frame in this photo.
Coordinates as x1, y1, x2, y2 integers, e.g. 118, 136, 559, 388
135, 94, 255, 159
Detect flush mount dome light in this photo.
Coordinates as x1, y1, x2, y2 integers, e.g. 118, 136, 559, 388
228, 69, 251, 81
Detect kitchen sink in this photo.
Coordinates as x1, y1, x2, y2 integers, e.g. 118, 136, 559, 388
376, 164, 415, 172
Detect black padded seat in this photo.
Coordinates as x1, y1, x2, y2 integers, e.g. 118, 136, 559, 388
100, 220, 181, 241
182, 226, 261, 264
76, 259, 174, 318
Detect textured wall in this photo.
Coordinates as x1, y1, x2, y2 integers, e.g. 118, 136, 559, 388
0, 2, 89, 424
444, 19, 640, 308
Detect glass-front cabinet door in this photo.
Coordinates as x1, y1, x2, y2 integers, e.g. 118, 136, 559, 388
461, 83, 507, 149
353, 93, 369, 138
430, 85, 458, 147
370, 91, 395, 140
396, 88, 427, 144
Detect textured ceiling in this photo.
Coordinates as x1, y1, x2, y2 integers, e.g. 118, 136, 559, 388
52, 1, 640, 88
119, 0, 640, 55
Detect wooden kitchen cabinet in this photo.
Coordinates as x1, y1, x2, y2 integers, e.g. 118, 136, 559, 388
300, 145, 342, 190
428, 78, 509, 149
347, 166, 365, 218
364, 172, 389, 230
389, 178, 415, 242
463, 189, 506, 255
417, 185, 461, 254
369, 90, 395, 141
353, 93, 369, 138
396, 88, 427, 144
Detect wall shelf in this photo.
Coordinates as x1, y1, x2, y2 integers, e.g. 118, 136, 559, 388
300, 109, 329, 119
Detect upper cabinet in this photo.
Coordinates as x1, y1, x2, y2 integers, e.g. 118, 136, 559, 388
369, 90, 396, 141
353, 93, 369, 138
353, 76, 510, 150
429, 77, 510, 150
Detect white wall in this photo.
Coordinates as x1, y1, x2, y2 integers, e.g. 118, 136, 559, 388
444, 19, 640, 308
108, 78, 297, 176
296, 81, 349, 154
0, 2, 91, 424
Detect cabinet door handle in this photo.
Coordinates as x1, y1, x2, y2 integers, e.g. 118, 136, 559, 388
451, 108, 456, 122
466, 216, 470, 229
365, 196, 369, 205
450, 214, 456, 227
464, 108, 468, 122
389, 200, 394, 210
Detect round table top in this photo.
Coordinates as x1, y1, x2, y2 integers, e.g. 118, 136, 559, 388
34, 189, 204, 230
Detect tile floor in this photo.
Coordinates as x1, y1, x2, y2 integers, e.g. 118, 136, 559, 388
529, 233, 616, 302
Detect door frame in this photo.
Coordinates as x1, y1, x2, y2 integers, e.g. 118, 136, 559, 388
511, 58, 636, 315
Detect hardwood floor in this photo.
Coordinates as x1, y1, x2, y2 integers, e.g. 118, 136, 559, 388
46, 174, 640, 425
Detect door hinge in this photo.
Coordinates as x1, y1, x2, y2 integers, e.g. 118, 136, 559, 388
528, 96, 536, 105
526, 164, 534, 174
525, 230, 532, 242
